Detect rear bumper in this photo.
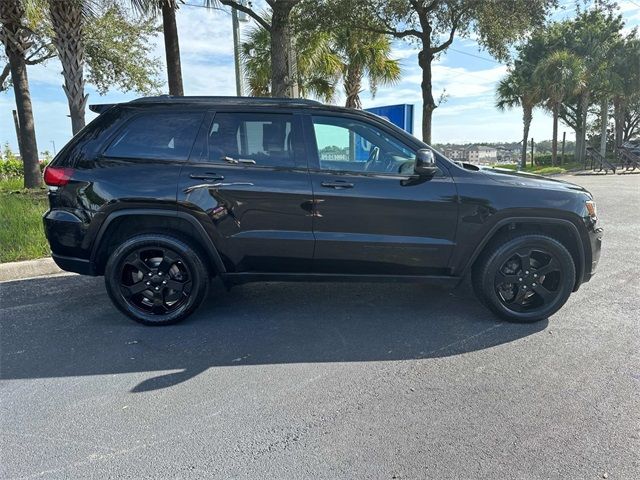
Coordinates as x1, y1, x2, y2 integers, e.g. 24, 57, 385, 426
51, 253, 95, 275
44, 209, 95, 275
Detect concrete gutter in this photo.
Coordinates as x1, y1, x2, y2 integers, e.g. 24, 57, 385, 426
0, 257, 66, 282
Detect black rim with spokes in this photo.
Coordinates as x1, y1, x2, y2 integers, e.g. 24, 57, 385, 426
494, 248, 563, 313
119, 247, 192, 315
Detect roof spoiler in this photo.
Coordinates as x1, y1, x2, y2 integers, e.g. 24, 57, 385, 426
89, 103, 115, 114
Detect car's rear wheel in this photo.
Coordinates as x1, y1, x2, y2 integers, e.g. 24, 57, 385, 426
473, 233, 576, 323
105, 234, 208, 326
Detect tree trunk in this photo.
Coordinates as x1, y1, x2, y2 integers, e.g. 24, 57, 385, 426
599, 98, 608, 159
270, 3, 294, 98
162, 1, 183, 96
49, 0, 87, 135
418, 48, 436, 144
613, 97, 625, 149
344, 66, 362, 109
1, 1, 41, 188
8, 52, 41, 188
577, 93, 589, 163
521, 104, 532, 169
551, 103, 558, 167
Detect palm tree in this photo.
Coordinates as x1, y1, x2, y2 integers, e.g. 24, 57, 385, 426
496, 67, 540, 168
0, 0, 41, 188
241, 24, 340, 101
47, 0, 93, 135
129, 0, 183, 96
241, 25, 399, 108
333, 29, 400, 109
534, 50, 586, 166
610, 37, 640, 149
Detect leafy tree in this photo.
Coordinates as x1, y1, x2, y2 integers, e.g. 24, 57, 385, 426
496, 65, 541, 168
2, 1, 162, 133
83, 3, 162, 95
0, 0, 41, 188
311, 0, 554, 143
533, 50, 586, 166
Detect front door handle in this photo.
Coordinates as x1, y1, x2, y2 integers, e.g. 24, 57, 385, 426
189, 173, 224, 181
321, 181, 354, 189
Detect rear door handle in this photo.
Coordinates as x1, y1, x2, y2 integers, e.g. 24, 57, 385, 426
321, 181, 354, 189
189, 173, 224, 181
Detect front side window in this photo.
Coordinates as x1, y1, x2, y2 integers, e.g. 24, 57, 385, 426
207, 113, 296, 168
105, 111, 203, 160
312, 115, 416, 175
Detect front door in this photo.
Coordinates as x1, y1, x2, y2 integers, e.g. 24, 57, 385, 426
178, 110, 314, 273
307, 114, 458, 275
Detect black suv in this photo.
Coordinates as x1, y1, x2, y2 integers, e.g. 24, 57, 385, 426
43, 96, 603, 325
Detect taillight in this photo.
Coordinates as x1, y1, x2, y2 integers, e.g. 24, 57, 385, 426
43, 166, 74, 186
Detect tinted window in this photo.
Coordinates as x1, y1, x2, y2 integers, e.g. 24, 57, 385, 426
105, 111, 203, 160
207, 113, 296, 167
312, 115, 415, 175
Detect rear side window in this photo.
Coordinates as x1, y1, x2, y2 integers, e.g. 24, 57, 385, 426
105, 111, 203, 160
207, 112, 297, 168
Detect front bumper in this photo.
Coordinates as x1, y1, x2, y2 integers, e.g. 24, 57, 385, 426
586, 225, 604, 280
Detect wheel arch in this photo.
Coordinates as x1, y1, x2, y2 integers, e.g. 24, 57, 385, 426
90, 209, 226, 276
463, 217, 586, 291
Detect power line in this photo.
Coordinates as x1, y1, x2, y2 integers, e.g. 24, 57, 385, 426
448, 47, 504, 65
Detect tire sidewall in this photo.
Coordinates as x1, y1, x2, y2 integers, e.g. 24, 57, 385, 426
104, 234, 208, 325
481, 235, 576, 322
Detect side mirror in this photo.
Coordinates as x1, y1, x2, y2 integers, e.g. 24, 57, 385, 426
414, 149, 438, 176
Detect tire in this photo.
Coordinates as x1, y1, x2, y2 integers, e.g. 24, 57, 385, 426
104, 234, 209, 326
472, 233, 576, 323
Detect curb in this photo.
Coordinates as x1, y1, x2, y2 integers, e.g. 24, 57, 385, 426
0, 257, 65, 282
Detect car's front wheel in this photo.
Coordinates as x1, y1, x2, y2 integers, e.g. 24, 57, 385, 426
105, 234, 209, 326
473, 233, 576, 323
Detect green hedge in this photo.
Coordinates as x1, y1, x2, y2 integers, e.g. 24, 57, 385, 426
532, 153, 576, 166
0, 159, 49, 180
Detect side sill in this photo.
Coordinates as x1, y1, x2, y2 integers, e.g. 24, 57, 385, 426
223, 272, 462, 287
51, 253, 96, 276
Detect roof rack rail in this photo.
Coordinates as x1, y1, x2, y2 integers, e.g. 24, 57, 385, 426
128, 95, 323, 106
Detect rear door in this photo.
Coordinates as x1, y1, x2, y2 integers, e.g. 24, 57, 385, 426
178, 110, 314, 273
306, 113, 459, 275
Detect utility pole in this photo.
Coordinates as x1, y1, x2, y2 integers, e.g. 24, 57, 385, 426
12, 110, 23, 159
231, 1, 248, 97
530, 138, 534, 167
561, 131, 566, 165
288, 24, 299, 98
231, 7, 242, 96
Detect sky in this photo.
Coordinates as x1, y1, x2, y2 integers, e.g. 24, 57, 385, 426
1, 0, 639, 155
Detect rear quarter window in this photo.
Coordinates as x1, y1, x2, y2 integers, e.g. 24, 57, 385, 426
104, 111, 203, 161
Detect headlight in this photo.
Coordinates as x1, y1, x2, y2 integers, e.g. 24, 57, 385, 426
585, 200, 597, 220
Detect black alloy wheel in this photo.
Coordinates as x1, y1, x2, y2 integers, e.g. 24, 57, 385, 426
473, 234, 576, 323
105, 234, 209, 325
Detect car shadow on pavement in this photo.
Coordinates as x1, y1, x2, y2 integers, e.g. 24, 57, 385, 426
1, 275, 547, 393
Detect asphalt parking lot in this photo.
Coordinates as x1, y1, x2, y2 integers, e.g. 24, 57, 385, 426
1, 173, 638, 479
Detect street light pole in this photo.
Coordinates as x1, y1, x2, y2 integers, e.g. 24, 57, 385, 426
232, 7, 243, 97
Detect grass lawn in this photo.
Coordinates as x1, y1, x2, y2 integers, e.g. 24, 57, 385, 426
489, 162, 584, 176
0, 178, 50, 263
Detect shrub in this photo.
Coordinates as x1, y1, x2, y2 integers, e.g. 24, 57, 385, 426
533, 153, 576, 166
0, 159, 24, 180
